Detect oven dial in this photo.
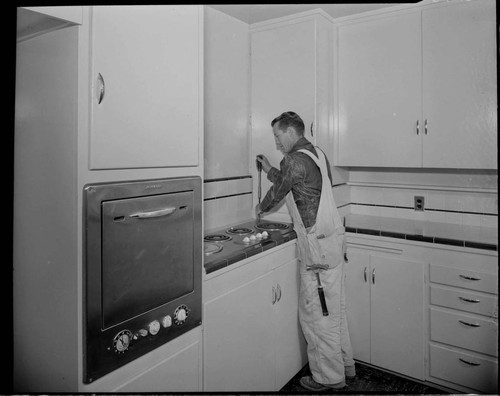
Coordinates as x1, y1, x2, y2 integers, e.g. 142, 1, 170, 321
162, 315, 172, 328
113, 330, 133, 353
174, 304, 190, 325
148, 320, 160, 335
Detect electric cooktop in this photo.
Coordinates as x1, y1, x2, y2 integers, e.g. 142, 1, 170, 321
204, 219, 296, 274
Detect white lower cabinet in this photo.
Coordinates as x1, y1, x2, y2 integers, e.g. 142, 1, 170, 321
345, 240, 425, 380
203, 242, 307, 392
346, 233, 498, 393
426, 249, 498, 393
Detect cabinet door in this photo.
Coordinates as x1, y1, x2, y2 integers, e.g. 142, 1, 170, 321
203, 271, 275, 391
337, 12, 422, 167
370, 255, 425, 380
273, 258, 307, 390
89, 6, 201, 169
344, 249, 371, 363
113, 338, 201, 392
422, 0, 496, 169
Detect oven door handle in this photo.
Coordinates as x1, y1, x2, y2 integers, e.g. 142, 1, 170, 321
129, 207, 177, 219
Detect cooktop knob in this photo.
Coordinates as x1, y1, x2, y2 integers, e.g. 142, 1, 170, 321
162, 315, 172, 328
113, 330, 132, 353
148, 320, 160, 335
174, 305, 190, 325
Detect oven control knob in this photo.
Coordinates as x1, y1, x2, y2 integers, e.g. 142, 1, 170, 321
162, 315, 172, 328
148, 320, 160, 335
174, 305, 190, 325
113, 330, 133, 353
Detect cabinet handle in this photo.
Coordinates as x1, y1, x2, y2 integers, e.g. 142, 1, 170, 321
363, 267, 367, 283
272, 286, 277, 305
459, 296, 481, 304
416, 119, 419, 135
459, 320, 481, 328
459, 274, 481, 281
310, 122, 314, 137
129, 207, 176, 218
97, 73, 106, 104
424, 119, 428, 135
459, 358, 481, 367
276, 284, 282, 302
372, 268, 375, 284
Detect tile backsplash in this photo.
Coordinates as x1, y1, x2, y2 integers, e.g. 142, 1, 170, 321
204, 176, 253, 231
204, 170, 498, 232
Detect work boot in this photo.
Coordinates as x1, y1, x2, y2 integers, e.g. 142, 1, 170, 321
299, 376, 346, 391
345, 365, 356, 378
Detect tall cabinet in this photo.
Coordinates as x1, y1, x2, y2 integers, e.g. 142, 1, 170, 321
250, 10, 336, 218
335, 0, 496, 169
14, 6, 203, 392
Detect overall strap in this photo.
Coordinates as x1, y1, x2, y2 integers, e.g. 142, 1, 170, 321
297, 147, 343, 230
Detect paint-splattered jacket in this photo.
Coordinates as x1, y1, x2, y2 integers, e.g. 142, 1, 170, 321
260, 137, 333, 229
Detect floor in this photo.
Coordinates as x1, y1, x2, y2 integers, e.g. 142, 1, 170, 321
280, 362, 448, 394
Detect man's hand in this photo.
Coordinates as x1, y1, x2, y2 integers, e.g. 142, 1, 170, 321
254, 204, 263, 219
256, 155, 272, 173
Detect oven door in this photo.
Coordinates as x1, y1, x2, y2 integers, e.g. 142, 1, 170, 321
84, 177, 202, 384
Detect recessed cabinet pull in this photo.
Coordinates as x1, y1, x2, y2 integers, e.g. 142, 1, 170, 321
276, 284, 282, 302
459, 358, 481, 366
363, 267, 367, 283
372, 268, 375, 284
416, 119, 420, 135
424, 119, 428, 135
459, 320, 481, 328
459, 274, 481, 281
310, 122, 314, 137
97, 73, 105, 104
272, 286, 277, 305
459, 296, 481, 304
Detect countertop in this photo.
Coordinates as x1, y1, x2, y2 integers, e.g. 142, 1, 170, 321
204, 215, 497, 274
345, 214, 497, 251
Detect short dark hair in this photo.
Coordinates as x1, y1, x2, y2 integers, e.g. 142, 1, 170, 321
271, 111, 305, 136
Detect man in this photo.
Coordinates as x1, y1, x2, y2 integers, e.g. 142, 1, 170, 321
256, 111, 355, 391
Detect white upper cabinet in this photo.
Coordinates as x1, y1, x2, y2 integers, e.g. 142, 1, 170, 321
89, 6, 202, 169
336, 0, 496, 169
337, 11, 422, 167
421, 0, 497, 168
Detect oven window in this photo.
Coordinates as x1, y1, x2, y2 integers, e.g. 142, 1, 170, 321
100, 191, 195, 329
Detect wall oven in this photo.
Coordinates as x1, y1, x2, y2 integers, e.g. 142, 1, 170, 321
83, 177, 202, 384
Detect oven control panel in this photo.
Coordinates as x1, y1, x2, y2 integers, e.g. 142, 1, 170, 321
110, 304, 192, 354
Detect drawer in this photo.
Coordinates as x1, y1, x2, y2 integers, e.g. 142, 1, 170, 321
430, 308, 498, 356
429, 264, 498, 294
430, 285, 498, 317
429, 343, 498, 394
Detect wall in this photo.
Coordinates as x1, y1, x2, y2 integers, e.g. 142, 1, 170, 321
204, 7, 252, 230
346, 169, 498, 227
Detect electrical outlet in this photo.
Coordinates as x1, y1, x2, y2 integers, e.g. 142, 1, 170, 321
414, 196, 425, 211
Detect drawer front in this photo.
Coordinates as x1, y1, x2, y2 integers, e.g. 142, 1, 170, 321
430, 285, 498, 317
429, 264, 498, 294
430, 308, 498, 356
429, 343, 498, 394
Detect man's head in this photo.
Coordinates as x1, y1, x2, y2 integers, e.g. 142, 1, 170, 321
271, 111, 305, 154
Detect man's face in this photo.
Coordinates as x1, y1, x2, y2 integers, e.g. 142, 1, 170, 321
273, 123, 294, 154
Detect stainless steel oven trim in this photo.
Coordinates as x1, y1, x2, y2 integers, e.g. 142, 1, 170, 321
82, 176, 202, 384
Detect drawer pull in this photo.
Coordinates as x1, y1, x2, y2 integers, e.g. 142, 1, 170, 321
459, 358, 481, 367
459, 274, 481, 281
458, 296, 481, 304
459, 320, 481, 328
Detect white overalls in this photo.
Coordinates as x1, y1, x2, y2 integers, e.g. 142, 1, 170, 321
285, 147, 354, 385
